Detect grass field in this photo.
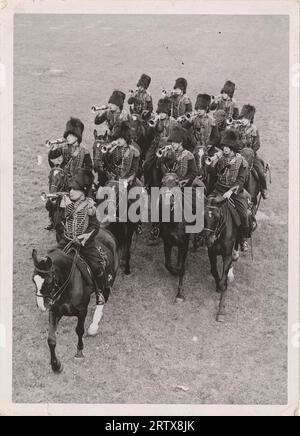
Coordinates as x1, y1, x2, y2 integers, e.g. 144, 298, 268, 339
13, 14, 289, 404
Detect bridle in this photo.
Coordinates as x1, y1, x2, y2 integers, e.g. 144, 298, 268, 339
33, 245, 79, 307
203, 204, 226, 241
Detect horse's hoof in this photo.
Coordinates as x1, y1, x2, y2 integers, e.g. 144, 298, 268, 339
52, 362, 64, 374
227, 268, 235, 283
124, 270, 131, 276
87, 326, 99, 337
75, 350, 84, 359
232, 250, 239, 261
216, 314, 226, 323
175, 295, 185, 304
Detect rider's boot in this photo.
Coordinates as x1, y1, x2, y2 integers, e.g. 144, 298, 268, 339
240, 226, 249, 253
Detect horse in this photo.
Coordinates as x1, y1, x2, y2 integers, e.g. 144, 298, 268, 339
93, 130, 112, 188
32, 228, 119, 373
159, 171, 194, 303
45, 167, 69, 240
96, 179, 142, 276
202, 195, 240, 322
128, 113, 156, 164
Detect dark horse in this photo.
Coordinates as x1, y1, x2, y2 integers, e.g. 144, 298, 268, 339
159, 172, 193, 303
32, 228, 119, 373
202, 195, 240, 322
45, 167, 69, 241
96, 179, 144, 275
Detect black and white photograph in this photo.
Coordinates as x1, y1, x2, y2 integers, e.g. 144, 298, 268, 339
0, 0, 299, 416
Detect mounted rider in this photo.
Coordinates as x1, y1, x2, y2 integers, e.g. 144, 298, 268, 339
127, 73, 153, 119
210, 80, 239, 120
236, 104, 268, 199
62, 118, 93, 180
207, 129, 250, 252
57, 170, 108, 305
106, 120, 142, 188
45, 147, 67, 231
94, 90, 127, 136
168, 77, 193, 119
158, 124, 198, 187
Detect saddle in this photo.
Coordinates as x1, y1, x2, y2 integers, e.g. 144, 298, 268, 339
227, 201, 241, 228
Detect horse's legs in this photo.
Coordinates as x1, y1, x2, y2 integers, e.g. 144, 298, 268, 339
175, 241, 189, 303
88, 303, 104, 337
124, 225, 134, 275
216, 254, 233, 322
75, 310, 87, 359
208, 248, 220, 290
164, 239, 178, 276
48, 310, 63, 373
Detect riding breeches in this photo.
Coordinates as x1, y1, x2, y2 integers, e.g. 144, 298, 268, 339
56, 239, 104, 278
232, 194, 249, 229
253, 155, 267, 190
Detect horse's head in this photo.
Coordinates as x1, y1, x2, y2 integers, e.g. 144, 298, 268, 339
48, 167, 68, 194
32, 249, 54, 312
203, 196, 226, 247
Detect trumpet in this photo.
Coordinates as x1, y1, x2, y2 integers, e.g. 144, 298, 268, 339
148, 115, 159, 127
177, 112, 199, 123
91, 105, 109, 114
45, 138, 67, 147
161, 89, 177, 98
156, 145, 173, 158
41, 191, 69, 202
205, 150, 223, 166
101, 140, 121, 155
226, 117, 243, 127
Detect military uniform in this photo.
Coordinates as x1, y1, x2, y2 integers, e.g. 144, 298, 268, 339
159, 125, 198, 186
170, 77, 192, 119
210, 80, 239, 119
237, 104, 268, 197
94, 90, 126, 135
208, 129, 250, 247
62, 117, 93, 176
56, 171, 107, 304
128, 73, 153, 116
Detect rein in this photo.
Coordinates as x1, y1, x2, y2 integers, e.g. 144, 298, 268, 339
35, 244, 79, 306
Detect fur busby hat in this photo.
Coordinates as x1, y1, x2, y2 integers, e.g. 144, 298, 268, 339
239, 104, 256, 121
157, 97, 172, 115
195, 94, 211, 111
108, 90, 126, 110
48, 147, 63, 160
167, 124, 188, 145
69, 169, 94, 194
63, 117, 84, 144
221, 80, 235, 98
174, 77, 187, 94
220, 129, 239, 152
137, 73, 151, 89
113, 120, 131, 142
